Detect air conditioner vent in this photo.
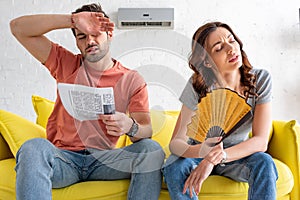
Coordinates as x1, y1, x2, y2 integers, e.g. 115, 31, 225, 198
118, 8, 174, 29
120, 21, 172, 27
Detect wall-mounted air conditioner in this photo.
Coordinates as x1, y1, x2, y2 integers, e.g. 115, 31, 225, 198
117, 8, 174, 29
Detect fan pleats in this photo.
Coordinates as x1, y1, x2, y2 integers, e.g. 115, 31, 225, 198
187, 88, 251, 143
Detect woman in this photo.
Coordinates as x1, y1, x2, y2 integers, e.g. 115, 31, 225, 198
162, 22, 278, 200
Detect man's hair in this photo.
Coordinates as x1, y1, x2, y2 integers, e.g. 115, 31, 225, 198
71, 3, 109, 36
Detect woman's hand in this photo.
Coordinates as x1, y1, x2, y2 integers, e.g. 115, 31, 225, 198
72, 12, 114, 34
183, 159, 214, 198
204, 140, 225, 165
183, 140, 226, 197
99, 112, 133, 136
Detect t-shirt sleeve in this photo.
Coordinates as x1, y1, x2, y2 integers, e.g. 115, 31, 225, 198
179, 76, 199, 111
127, 71, 149, 113
43, 42, 81, 81
254, 69, 272, 104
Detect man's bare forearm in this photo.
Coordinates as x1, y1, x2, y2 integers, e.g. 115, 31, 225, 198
10, 14, 72, 38
10, 14, 74, 63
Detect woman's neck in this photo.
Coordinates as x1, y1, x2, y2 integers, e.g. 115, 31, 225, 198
221, 70, 243, 95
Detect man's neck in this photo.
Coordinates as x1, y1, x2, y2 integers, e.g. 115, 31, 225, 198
83, 53, 114, 71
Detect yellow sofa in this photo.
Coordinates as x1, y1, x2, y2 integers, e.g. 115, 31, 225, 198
0, 95, 299, 200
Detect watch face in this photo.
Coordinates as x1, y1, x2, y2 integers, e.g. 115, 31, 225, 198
127, 119, 139, 137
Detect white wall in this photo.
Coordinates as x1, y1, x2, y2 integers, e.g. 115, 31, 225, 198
1, 0, 299, 123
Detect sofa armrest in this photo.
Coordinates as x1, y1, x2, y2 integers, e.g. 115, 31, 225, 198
267, 120, 300, 200
0, 110, 46, 157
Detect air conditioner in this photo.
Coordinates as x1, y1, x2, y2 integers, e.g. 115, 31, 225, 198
117, 8, 174, 29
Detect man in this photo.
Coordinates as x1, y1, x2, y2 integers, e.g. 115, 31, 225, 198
10, 3, 165, 200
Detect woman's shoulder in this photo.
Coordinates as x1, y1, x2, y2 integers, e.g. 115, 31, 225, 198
250, 68, 272, 98
251, 68, 272, 83
251, 68, 271, 77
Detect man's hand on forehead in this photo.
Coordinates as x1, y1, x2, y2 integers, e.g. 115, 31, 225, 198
72, 12, 114, 35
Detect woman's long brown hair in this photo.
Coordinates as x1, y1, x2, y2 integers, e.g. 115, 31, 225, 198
189, 22, 257, 101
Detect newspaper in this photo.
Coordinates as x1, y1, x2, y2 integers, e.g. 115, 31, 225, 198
57, 83, 115, 121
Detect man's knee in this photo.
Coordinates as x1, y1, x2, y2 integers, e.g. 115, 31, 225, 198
138, 139, 162, 151
17, 138, 53, 161
128, 138, 163, 154
19, 138, 49, 152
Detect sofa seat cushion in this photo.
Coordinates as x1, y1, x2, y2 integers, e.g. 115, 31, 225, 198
0, 159, 16, 200
52, 180, 130, 200
161, 158, 293, 198
0, 158, 131, 200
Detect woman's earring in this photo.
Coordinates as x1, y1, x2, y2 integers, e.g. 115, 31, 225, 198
204, 60, 212, 68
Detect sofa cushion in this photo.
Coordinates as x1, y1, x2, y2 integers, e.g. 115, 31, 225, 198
124, 110, 179, 156
32, 95, 55, 129
0, 110, 46, 157
151, 110, 179, 156
268, 120, 300, 199
0, 159, 16, 200
52, 180, 130, 200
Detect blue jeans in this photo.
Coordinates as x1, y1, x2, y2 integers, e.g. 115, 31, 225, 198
15, 138, 165, 200
162, 152, 278, 200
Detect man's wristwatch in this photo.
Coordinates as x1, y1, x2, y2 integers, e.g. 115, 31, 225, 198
126, 117, 139, 137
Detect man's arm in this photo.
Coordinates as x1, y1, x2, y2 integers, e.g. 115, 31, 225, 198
10, 14, 72, 64
10, 12, 114, 64
129, 112, 152, 142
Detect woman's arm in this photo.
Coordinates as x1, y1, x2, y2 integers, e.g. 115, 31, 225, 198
169, 105, 203, 158
223, 102, 272, 163
173, 106, 224, 197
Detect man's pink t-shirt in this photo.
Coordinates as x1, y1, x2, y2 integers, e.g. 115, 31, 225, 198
44, 43, 149, 151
